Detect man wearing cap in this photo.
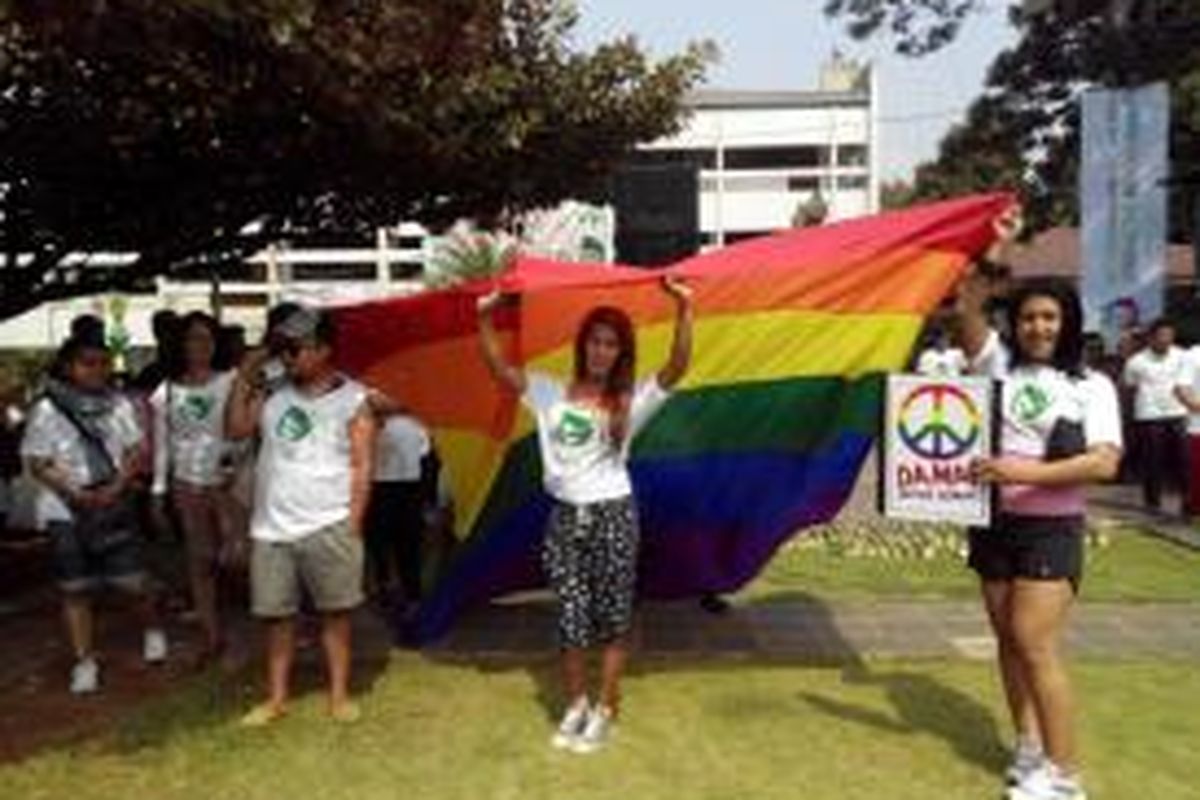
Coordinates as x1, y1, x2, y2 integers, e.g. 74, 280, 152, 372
227, 306, 394, 725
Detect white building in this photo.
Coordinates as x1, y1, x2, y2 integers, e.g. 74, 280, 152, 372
0, 225, 430, 351
0, 207, 615, 351
642, 56, 878, 247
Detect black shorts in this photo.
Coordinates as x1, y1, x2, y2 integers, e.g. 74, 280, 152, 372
967, 514, 1084, 591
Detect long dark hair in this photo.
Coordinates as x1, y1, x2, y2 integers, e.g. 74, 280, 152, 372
174, 311, 221, 379
573, 306, 636, 444
1005, 278, 1085, 378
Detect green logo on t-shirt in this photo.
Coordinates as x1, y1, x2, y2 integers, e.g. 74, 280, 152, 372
553, 408, 595, 448
1012, 384, 1051, 424
181, 393, 213, 423
276, 406, 314, 442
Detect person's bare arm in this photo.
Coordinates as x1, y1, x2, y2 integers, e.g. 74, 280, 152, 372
26, 457, 87, 507
26, 456, 121, 510
973, 443, 1121, 487
955, 268, 994, 361
657, 275, 694, 390
347, 403, 378, 539
1176, 385, 1200, 414
225, 372, 265, 441
364, 387, 407, 418
956, 206, 1021, 360
476, 291, 527, 394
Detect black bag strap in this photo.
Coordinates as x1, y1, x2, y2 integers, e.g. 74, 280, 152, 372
42, 392, 120, 482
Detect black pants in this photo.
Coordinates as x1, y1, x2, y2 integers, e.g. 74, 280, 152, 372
1136, 418, 1189, 511
364, 481, 424, 601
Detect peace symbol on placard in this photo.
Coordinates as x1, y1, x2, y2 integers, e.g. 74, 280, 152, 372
897, 383, 982, 461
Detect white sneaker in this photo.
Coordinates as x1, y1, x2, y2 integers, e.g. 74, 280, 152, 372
70, 657, 100, 695
1006, 741, 1047, 786
1007, 762, 1088, 800
143, 628, 169, 664
551, 698, 590, 750
570, 705, 615, 754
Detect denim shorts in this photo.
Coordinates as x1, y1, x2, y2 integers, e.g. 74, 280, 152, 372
47, 519, 148, 594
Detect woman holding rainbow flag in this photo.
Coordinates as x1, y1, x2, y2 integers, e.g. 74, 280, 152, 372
477, 274, 693, 754
958, 209, 1122, 800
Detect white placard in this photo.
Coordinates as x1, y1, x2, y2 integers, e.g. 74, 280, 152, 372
881, 374, 995, 527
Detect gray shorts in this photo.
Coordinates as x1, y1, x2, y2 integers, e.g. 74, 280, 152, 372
251, 520, 364, 618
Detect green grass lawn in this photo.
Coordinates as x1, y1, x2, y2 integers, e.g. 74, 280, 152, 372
745, 524, 1200, 603
4, 524, 1197, 799
3, 655, 1199, 800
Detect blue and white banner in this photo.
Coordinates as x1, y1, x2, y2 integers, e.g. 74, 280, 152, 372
1080, 83, 1169, 347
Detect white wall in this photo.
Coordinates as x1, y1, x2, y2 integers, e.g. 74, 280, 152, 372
646, 89, 877, 243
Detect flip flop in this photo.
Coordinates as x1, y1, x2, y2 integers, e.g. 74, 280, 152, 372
329, 701, 362, 724
239, 703, 287, 728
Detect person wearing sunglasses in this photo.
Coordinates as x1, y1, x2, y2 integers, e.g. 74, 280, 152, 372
227, 306, 397, 725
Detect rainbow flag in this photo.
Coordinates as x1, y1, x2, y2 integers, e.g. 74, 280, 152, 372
335, 194, 1012, 641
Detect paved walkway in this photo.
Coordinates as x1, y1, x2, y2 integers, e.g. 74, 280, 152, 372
1, 471, 1197, 686
424, 595, 1200, 661
1, 467, 1196, 763
1088, 483, 1200, 550
418, 475, 1200, 661
2, 522, 1197, 762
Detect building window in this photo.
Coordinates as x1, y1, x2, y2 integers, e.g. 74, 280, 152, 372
220, 293, 270, 308
837, 145, 868, 167
172, 262, 267, 283
390, 236, 425, 250
389, 261, 424, 281
787, 176, 820, 192
290, 263, 378, 281
837, 174, 869, 190
724, 146, 829, 170
635, 148, 717, 170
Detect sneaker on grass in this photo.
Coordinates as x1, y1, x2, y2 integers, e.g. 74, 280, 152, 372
1007, 762, 1088, 800
1006, 738, 1047, 786
143, 628, 169, 664
570, 705, 615, 755
70, 657, 99, 695
551, 697, 590, 750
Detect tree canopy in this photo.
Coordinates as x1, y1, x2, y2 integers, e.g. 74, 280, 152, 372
0, 0, 713, 319
827, 1, 1200, 235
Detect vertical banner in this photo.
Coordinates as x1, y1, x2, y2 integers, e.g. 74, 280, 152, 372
881, 374, 996, 527
1080, 83, 1170, 348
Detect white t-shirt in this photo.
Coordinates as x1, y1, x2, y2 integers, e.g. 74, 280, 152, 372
1123, 346, 1189, 421
19, 394, 143, 527
251, 377, 367, 542
1177, 345, 1200, 435
522, 371, 670, 505
374, 415, 430, 483
150, 371, 235, 494
972, 331, 1123, 516
916, 347, 968, 377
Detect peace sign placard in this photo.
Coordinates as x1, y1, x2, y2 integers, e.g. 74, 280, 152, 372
880, 374, 997, 526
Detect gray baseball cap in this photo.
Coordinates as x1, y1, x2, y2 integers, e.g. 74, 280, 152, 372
274, 306, 323, 341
